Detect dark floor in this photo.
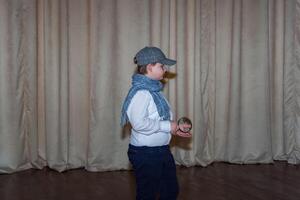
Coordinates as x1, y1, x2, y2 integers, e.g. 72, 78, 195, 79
0, 162, 299, 200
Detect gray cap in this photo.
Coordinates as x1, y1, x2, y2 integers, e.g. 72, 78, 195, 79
135, 46, 176, 66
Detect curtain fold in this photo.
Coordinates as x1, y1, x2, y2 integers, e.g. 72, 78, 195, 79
0, 0, 299, 173
282, 0, 300, 164
0, 0, 38, 173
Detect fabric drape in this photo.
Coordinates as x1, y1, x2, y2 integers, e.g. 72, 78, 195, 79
0, 0, 299, 173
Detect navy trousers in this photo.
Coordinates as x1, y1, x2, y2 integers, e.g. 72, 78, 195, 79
128, 144, 179, 200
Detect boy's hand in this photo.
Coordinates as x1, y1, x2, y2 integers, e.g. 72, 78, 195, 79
170, 121, 192, 138
176, 129, 192, 137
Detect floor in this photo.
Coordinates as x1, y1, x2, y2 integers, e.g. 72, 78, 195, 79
0, 161, 299, 200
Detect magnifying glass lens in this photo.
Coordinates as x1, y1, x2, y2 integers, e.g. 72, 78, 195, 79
177, 117, 192, 133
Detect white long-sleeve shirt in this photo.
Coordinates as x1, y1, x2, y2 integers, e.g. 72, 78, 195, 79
127, 90, 172, 147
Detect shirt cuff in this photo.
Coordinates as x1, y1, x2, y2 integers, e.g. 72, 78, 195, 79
159, 120, 171, 133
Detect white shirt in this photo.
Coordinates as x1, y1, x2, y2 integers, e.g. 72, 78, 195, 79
127, 90, 172, 147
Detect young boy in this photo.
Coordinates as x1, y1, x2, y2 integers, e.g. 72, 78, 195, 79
121, 46, 192, 200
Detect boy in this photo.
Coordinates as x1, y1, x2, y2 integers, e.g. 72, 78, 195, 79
121, 46, 192, 200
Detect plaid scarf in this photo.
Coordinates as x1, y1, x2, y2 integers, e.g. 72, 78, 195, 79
120, 74, 170, 126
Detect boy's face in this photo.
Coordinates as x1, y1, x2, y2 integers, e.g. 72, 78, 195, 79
146, 63, 168, 80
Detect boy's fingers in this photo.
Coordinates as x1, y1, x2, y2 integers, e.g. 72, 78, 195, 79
176, 131, 192, 138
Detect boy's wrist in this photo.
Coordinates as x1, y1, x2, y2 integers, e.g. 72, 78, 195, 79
170, 121, 178, 134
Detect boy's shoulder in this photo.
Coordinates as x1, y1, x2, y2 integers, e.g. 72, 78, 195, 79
130, 90, 152, 107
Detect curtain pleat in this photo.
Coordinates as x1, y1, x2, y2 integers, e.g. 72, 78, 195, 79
282, 0, 300, 164
0, 0, 38, 173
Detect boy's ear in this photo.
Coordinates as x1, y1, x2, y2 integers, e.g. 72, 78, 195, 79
146, 64, 152, 73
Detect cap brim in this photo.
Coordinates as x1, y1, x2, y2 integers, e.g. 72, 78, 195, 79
160, 58, 176, 66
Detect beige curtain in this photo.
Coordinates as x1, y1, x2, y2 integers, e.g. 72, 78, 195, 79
0, 0, 299, 173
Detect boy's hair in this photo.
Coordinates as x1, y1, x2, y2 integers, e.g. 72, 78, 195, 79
134, 57, 156, 75
136, 65, 148, 74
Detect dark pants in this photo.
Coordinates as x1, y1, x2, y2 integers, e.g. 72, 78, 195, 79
128, 144, 179, 200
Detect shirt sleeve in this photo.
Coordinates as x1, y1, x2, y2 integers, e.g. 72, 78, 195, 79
126, 90, 171, 135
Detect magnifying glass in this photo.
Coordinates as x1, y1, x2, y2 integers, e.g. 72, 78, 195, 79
177, 117, 192, 133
